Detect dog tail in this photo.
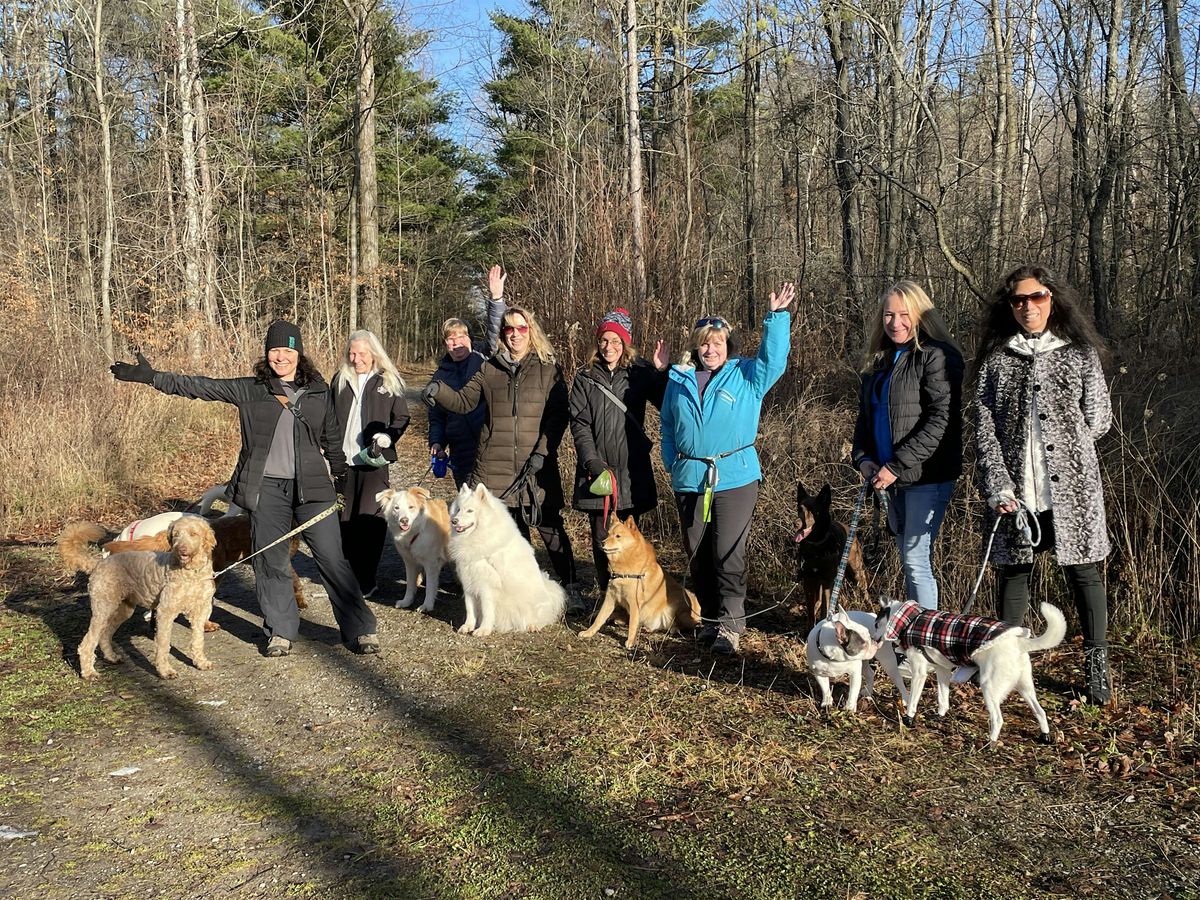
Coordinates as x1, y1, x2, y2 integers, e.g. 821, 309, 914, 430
57, 522, 108, 575
1020, 602, 1067, 654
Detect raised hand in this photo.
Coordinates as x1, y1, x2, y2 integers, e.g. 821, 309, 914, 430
110, 352, 157, 384
768, 282, 796, 312
487, 264, 507, 300
652, 338, 670, 371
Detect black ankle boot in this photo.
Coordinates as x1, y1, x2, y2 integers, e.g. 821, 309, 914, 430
1083, 643, 1111, 704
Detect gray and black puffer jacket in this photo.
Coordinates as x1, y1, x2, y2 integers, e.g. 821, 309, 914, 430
151, 372, 344, 512
568, 359, 667, 514
974, 337, 1112, 566
434, 350, 569, 512
852, 336, 964, 488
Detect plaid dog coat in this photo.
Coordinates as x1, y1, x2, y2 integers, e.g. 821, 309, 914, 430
884, 601, 1018, 667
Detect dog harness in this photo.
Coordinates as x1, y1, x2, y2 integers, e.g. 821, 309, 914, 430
884, 600, 1017, 667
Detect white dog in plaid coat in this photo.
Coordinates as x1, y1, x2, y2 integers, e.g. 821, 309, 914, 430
872, 599, 1066, 744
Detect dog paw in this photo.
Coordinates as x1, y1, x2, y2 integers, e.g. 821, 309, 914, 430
195, 658, 214, 671
80, 669, 100, 681
395, 597, 415, 609
157, 668, 178, 680
902, 715, 916, 728
457, 623, 473, 634
1036, 731, 1054, 745
420, 602, 435, 613
624, 640, 637, 651
578, 630, 596, 640
203, 620, 221, 633
473, 627, 493, 638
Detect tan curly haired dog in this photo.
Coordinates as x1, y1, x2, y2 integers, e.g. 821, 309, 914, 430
59, 516, 217, 680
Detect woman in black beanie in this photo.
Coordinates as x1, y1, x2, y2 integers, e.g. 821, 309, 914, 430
110, 321, 380, 658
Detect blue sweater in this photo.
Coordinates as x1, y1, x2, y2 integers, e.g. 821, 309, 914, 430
660, 310, 791, 493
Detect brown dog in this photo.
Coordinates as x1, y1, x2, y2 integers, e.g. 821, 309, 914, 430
579, 517, 702, 649
59, 517, 217, 680
103, 514, 307, 631
794, 482, 867, 630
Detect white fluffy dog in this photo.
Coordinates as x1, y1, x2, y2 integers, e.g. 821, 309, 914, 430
872, 599, 1067, 744
447, 483, 565, 637
805, 608, 906, 711
376, 486, 451, 612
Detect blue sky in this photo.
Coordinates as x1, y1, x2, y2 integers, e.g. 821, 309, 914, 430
408, 0, 528, 146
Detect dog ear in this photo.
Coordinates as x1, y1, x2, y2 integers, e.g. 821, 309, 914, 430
623, 516, 639, 532
473, 483, 487, 499
817, 484, 832, 507
412, 486, 430, 503
375, 489, 394, 506
796, 480, 810, 506
834, 621, 848, 643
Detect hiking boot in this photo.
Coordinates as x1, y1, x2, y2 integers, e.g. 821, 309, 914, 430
712, 625, 741, 656
1083, 643, 1111, 704
564, 584, 589, 616
265, 636, 292, 658
354, 633, 380, 655
697, 623, 719, 647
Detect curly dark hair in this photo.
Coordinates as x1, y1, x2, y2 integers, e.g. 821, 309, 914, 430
972, 264, 1108, 378
253, 353, 324, 387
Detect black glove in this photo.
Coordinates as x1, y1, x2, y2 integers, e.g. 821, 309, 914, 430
111, 352, 157, 384
585, 458, 607, 478
333, 474, 347, 496
419, 381, 440, 408
526, 453, 545, 476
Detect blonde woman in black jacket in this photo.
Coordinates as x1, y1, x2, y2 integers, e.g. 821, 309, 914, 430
852, 281, 964, 611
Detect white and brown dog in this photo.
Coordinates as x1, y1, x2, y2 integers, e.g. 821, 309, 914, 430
872, 599, 1066, 744
376, 486, 451, 613
805, 608, 906, 711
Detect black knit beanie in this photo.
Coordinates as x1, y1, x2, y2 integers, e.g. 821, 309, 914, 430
264, 320, 303, 355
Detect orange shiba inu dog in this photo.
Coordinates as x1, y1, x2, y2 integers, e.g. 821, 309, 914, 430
579, 517, 701, 649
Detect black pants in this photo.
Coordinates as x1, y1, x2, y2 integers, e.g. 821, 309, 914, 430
508, 505, 577, 586
676, 481, 759, 633
254, 477, 377, 644
589, 509, 637, 593
997, 510, 1107, 647
340, 515, 389, 594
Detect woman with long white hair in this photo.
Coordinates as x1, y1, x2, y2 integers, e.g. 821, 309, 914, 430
332, 329, 410, 597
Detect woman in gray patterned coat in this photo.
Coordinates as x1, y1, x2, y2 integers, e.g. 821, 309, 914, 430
973, 264, 1113, 703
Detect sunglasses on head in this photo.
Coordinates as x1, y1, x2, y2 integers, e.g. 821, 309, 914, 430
1009, 290, 1052, 307
502, 324, 530, 335
695, 316, 729, 330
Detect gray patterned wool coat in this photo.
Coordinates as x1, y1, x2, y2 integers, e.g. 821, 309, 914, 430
974, 338, 1112, 565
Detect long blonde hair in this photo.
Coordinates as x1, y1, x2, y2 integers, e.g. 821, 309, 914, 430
336, 329, 406, 395
503, 306, 555, 364
861, 281, 960, 372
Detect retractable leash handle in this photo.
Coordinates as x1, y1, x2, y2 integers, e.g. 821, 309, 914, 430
961, 498, 1041, 615
827, 481, 869, 617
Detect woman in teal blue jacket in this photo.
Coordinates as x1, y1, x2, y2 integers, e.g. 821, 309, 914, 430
660, 283, 795, 654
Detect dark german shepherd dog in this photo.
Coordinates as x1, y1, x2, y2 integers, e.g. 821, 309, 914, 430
794, 482, 867, 629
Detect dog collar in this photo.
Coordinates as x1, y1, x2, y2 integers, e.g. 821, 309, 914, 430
609, 572, 645, 580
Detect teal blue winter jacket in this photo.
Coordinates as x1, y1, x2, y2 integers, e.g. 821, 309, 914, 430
660, 310, 791, 493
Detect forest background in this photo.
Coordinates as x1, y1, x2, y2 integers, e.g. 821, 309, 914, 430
1, 0, 1197, 640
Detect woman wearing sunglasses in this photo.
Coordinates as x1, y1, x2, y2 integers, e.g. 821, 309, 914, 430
421, 301, 583, 611
852, 280, 964, 611
660, 283, 795, 654
974, 264, 1113, 703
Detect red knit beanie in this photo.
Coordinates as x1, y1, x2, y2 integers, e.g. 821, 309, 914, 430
596, 308, 633, 346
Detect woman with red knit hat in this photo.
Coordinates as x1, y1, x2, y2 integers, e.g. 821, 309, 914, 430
568, 309, 670, 596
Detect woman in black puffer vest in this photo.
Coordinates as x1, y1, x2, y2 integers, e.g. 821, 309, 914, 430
569, 308, 669, 593
852, 280, 964, 611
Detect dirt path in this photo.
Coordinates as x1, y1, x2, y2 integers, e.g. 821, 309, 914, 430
1, 387, 1198, 899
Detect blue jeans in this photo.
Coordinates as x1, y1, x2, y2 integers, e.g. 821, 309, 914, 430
887, 481, 954, 610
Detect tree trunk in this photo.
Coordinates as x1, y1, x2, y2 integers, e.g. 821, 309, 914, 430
354, 0, 382, 334
625, 0, 647, 312
91, 0, 114, 358
822, 0, 864, 306
176, 0, 202, 360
